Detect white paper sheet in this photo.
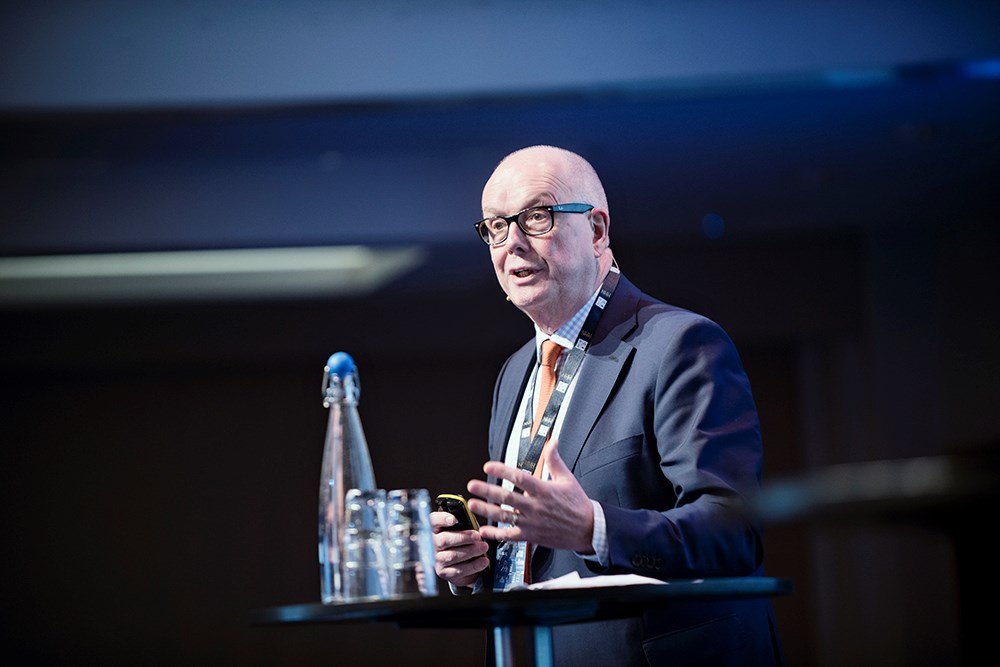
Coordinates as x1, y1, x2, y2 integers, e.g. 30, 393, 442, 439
525, 572, 669, 590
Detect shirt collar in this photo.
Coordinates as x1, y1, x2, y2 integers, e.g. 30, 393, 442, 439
533, 285, 602, 356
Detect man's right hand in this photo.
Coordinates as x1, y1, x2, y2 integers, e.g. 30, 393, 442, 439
431, 510, 490, 588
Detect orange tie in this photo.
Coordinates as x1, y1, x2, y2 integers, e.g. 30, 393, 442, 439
532, 339, 562, 442
525, 339, 562, 583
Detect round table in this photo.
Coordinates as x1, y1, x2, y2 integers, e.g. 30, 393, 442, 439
250, 577, 792, 667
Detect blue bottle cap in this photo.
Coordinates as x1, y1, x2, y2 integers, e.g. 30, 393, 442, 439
326, 351, 356, 377
322, 351, 361, 406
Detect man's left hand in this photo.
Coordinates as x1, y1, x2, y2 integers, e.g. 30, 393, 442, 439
466, 440, 595, 554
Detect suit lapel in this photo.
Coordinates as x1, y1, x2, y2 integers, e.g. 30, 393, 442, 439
490, 341, 534, 461
492, 275, 644, 470
529, 276, 642, 574
555, 276, 642, 471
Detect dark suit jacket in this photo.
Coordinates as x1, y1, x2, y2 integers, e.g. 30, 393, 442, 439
482, 274, 784, 666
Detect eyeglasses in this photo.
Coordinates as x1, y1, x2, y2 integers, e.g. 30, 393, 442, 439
474, 203, 594, 246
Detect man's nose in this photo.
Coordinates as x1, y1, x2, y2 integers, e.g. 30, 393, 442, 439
503, 220, 530, 251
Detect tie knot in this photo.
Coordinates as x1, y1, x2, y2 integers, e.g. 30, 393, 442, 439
540, 340, 562, 368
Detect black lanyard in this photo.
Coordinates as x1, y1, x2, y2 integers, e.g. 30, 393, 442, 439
515, 265, 620, 477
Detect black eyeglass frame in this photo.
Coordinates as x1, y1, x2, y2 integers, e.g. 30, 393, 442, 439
474, 203, 595, 246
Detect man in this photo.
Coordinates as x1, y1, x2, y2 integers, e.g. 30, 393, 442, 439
432, 145, 783, 666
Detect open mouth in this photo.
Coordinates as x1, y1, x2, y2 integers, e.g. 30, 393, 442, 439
512, 268, 534, 278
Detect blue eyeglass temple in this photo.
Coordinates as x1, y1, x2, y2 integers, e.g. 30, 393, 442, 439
549, 203, 594, 214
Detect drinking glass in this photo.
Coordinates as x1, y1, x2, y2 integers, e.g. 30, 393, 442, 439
341, 488, 391, 601
386, 488, 438, 598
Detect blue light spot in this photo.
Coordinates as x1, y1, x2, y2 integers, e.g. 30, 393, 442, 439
963, 59, 1000, 80
822, 68, 896, 88
702, 213, 725, 239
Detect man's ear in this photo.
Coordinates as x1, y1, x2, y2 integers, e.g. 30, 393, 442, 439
590, 209, 610, 255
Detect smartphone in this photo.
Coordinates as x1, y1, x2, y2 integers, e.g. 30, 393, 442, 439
434, 493, 480, 531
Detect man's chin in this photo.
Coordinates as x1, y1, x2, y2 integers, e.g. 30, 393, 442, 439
508, 291, 554, 323
506, 288, 537, 308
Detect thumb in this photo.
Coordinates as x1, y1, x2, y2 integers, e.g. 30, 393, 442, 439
546, 440, 569, 476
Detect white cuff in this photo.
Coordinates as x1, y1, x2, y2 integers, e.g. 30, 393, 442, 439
576, 499, 608, 566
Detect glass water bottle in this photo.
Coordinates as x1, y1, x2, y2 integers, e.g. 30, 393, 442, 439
318, 351, 379, 603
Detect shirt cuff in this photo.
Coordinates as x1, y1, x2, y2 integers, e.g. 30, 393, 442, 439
576, 500, 608, 566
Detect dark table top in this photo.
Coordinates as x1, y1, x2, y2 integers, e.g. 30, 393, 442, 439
249, 577, 792, 630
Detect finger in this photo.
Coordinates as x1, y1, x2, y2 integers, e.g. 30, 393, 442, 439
546, 443, 569, 476
432, 528, 483, 551
434, 538, 489, 565
465, 478, 488, 499
435, 551, 490, 584
478, 524, 523, 543
430, 510, 458, 531
467, 474, 531, 509
481, 461, 541, 495
466, 497, 515, 526
479, 461, 522, 486
467, 477, 530, 509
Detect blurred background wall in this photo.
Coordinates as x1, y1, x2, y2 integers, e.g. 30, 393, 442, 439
2, 2, 998, 665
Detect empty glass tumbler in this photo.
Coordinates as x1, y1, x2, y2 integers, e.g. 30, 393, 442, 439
386, 488, 438, 598
341, 488, 391, 601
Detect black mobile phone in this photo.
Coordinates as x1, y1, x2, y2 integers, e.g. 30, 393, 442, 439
434, 493, 480, 531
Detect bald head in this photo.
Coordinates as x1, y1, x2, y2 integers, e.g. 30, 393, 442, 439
480, 145, 615, 333
488, 145, 609, 213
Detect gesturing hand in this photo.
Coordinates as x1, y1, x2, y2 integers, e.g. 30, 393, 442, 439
466, 441, 595, 554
